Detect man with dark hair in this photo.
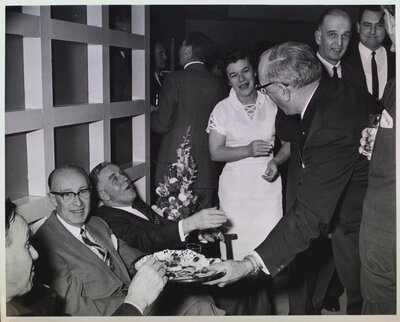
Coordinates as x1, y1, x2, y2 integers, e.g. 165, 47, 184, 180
206, 41, 380, 315
5, 199, 39, 315
89, 161, 227, 253
344, 5, 395, 100
33, 165, 223, 316
151, 31, 227, 209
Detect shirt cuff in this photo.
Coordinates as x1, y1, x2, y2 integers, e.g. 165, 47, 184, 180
123, 300, 144, 315
251, 251, 270, 275
178, 220, 188, 242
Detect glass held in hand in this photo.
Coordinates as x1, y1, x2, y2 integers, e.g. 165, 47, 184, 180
361, 114, 381, 160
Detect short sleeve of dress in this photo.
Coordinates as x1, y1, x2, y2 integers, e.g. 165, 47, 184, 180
206, 104, 227, 135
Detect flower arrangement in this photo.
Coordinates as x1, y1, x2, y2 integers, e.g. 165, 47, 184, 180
155, 126, 198, 221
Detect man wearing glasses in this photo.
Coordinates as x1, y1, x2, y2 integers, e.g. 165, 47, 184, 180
32, 165, 224, 316
207, 41, 380, 315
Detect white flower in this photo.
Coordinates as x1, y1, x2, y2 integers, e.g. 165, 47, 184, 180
156, 186, 169, 197
168, 196, 176, 203
178, 192, 188, 202
169, 177, 178, 184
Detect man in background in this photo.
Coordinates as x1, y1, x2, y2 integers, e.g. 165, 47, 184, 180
151, 31, 227, 209
359, 6, 396, 314
344, 5, 395, 101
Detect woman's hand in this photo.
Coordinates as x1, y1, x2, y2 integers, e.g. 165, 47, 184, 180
247, 140, 274, 157
262, 159, 279, 182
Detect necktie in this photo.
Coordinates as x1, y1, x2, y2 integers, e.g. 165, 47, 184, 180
371, 51, 379, 99
332, 66, 338, 78
80, 227, 110, 266
132, 198, 161, 225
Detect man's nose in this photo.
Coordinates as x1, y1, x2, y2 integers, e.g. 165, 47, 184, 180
370, 25, 377, 34
30, 245, 39, 260
72, 193, 83, 206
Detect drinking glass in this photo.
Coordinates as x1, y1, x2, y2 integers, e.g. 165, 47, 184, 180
361, 114, 381, 159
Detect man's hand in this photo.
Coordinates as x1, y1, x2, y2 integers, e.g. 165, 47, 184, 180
247, 140, 274, 157
262, 159, 279, 182
383, 8, 395, 51
203, 259, 253, 287
125, 257, 167, 312
182, 208, 227, 235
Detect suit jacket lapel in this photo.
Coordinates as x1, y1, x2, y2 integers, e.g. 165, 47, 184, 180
48, 214, 105, 268
300, 78, 330, 155
87, 218, 131, 282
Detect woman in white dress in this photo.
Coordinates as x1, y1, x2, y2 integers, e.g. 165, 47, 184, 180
207, 49, 290, 260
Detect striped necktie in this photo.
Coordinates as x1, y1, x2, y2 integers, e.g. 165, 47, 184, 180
80, 227, 111, 266
131, 198, 161, 225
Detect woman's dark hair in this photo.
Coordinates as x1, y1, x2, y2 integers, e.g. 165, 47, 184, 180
223, 49, 255, 71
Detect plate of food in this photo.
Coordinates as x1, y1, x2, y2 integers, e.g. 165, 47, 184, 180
135, 249, 225, 283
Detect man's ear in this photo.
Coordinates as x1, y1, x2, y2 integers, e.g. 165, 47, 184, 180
98, 190, 110, 202
279, 84, 291, 102
48, 193, 58, 209
185, 45, 193, 59
356, 22, 361, 34
315, 30, 321, 46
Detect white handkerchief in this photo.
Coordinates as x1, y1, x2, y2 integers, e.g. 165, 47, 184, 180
380, 109, 393, 128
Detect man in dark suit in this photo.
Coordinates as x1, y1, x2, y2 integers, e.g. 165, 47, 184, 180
344, 5, 395, 101
150, 41, 168, 204
33, 165, 224, 316
358, 7, 396, 314
90, 161, 227, 253
151, 31, 228, 208
206, 41, 379, 315
315, 8, 365, 89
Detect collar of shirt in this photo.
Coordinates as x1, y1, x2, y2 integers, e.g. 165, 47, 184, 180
113, 205, 149, 221
184, 61, 204, 69
228, 87, 269, 110
359, 41, 384, 58
317, 52, 342, 78
56, 213, 83, 240
300, 84, 319, 120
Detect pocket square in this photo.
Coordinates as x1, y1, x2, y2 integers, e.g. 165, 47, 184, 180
380, 109, 393, 128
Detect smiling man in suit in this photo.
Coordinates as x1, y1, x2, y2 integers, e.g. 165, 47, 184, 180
151, 31, 227, 209
90, 161, 227, 253
315, 8, 365, 89
206, 41, 380, 315
32, 165, 224, 316
344, 6, 396, 100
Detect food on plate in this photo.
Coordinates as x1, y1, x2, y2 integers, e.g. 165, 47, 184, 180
135, 249, 221, 280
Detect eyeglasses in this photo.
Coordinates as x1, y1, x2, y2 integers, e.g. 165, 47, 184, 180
50, 188, 91, 202
256, 82, 289, 94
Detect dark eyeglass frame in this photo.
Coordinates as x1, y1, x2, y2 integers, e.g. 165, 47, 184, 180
50, 188, 91, 202
256, 82, 289, 94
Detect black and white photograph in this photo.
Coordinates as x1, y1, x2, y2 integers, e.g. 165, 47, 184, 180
2, 1, 397, 321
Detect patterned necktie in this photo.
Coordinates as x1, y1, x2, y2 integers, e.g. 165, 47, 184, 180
371, 51, 379, 99
80, 227, 111, 266
332, 66, 339, 78
131, 198, 161, 225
